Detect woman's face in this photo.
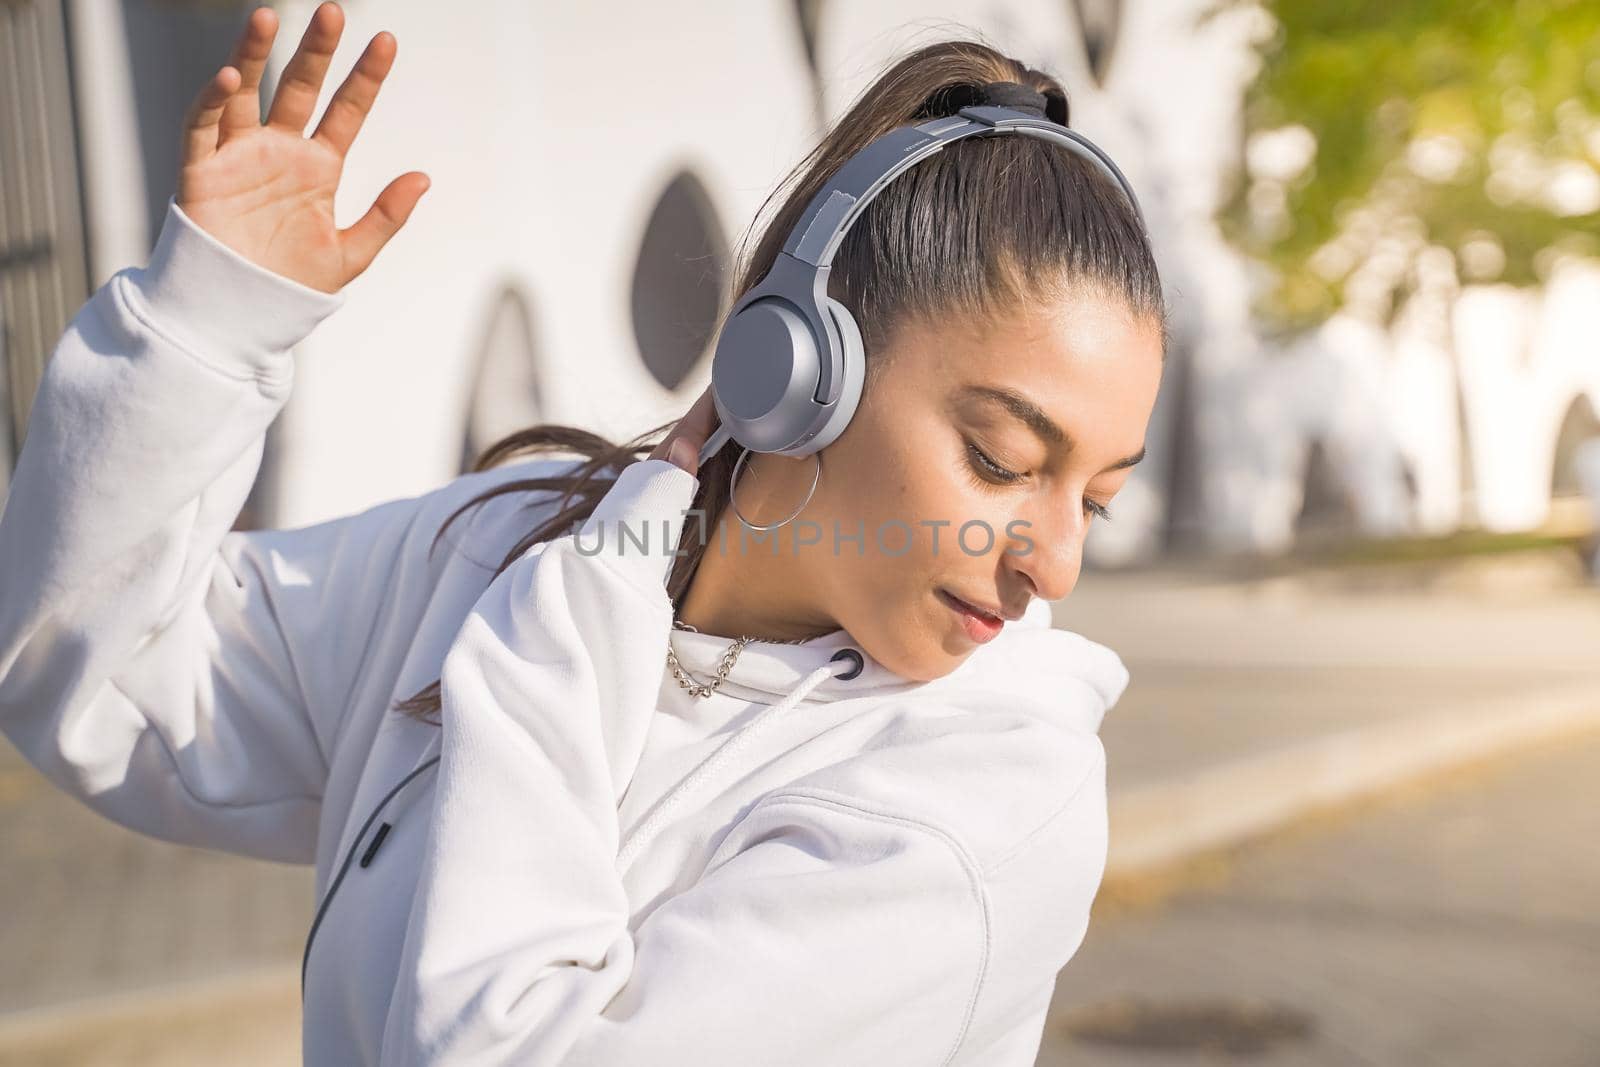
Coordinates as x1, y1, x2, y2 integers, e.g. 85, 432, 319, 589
709, 287, 1164, 683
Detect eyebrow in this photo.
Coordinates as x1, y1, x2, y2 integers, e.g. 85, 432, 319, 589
957, 384, 1147, 472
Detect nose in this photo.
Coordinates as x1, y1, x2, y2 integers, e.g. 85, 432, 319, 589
1003, 497, 1085, 603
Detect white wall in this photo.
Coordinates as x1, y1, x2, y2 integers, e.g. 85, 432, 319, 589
265, 0, 817, 527
64, 0, 1596, 550
1456, 258, 1600, 531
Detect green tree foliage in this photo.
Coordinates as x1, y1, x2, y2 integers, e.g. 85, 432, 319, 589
1208, 0, 1600, 334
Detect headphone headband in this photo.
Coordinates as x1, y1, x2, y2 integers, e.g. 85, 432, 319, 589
784, 105, 1147, 269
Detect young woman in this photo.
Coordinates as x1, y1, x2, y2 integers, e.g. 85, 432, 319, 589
0, 3, 1165, 1064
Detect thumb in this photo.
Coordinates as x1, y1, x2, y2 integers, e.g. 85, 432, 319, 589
340, 171, 430, 283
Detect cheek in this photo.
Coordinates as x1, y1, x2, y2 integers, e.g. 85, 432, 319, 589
822, 435, 1009, 577
817, 388, 1015, 580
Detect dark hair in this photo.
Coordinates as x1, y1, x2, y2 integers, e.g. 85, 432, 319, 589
392, 36, 1168, 723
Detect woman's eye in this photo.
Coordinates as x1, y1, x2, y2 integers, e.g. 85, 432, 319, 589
966, 442, 1024, 484
965, 441, 1113, 520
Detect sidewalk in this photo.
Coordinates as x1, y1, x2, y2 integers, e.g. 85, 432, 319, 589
1057, 552, 1600, 878
1040, 722, 1600, 1065
2, 551, 1597, 1061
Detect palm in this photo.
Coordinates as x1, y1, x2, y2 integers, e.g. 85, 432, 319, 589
180, 128, 346, 292
177, 3, 428, 295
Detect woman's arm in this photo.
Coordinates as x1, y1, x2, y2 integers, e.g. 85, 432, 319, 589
0, 4, 431, 862
0, 196, 352, 862
378, 457, 1108, 1064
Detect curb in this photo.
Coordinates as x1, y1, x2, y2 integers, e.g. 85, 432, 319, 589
0, 965, 298, 1066
1105, 674, 1600, 877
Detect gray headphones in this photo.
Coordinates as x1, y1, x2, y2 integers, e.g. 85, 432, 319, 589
695, 85, 1147, 470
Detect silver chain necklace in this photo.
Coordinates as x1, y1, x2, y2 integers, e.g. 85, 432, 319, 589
665, 618, 815, 700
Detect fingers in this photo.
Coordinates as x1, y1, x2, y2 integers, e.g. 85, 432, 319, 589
650, 385, 720, 473
338, 171, 430, 283
265, 1, 344, 135
312, 30, 396, 158
679, 384, 721, 445
665, 437, 699, 475
217, 6, 277, 145
181, 64, 242, 166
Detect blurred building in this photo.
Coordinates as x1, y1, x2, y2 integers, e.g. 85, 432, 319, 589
1, 0, 1595, 561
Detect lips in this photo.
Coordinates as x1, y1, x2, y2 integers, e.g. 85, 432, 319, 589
937, 588, 1008, 645
939, 589, 1003, 623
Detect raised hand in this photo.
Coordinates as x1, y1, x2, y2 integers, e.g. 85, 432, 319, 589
177, 2, 428, 294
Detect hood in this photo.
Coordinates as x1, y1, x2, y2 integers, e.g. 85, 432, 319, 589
663, 594, 1129, 735
634, 592, 1128, 869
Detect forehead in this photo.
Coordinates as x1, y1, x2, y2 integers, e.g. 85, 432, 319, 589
889, 290, 1163, 426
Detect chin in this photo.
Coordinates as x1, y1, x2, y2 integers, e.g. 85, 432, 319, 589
864, 609, 972, 683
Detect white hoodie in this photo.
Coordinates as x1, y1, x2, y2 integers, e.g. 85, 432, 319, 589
0, 197, 1130, 1066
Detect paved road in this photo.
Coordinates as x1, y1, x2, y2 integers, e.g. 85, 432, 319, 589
1038, 727, 1600, 1067
1055, 566, 1600, 789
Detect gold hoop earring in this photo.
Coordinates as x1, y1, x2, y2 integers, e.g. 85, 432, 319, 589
728, 447, 822, 531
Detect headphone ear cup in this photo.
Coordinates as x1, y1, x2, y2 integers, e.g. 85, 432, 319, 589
710, 296, 818, 453
804, 297, 866, 454
828, 298, 864, 380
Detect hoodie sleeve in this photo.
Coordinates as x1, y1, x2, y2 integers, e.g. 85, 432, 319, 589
379, 457, 1099, 1065
0, 195, 359, 863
